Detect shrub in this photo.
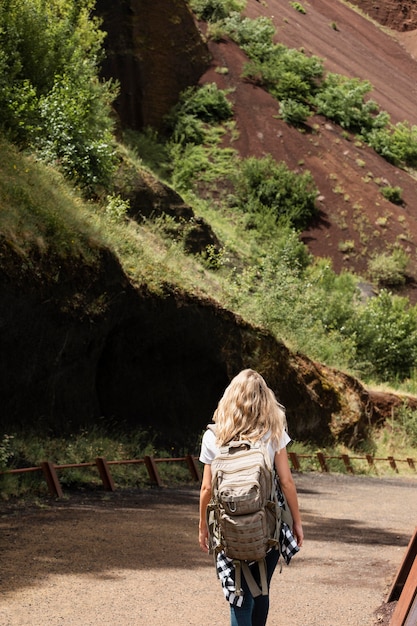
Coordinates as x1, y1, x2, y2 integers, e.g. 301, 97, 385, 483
290, 1, 306, 13
368, 247, 409, 287
0, 0, 117, 191
395, 403, 417, 446
364, 120, 417, 167
278, 99, 311, 125
314, 74, 380, 132
37, 71, 118, 189
380, 185, 403, 205
220, 14, 276, 60
233, 155, 318, 230
354, 290, 417, 380
242, 45, 323, 103
165, 84, 233, 144
189, 0, 245, 22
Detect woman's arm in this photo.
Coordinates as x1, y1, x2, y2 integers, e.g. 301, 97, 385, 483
275, 447, 304, 547
199, 463, 212, 552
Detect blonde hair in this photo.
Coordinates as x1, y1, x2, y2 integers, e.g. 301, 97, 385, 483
213, 369, 287, 448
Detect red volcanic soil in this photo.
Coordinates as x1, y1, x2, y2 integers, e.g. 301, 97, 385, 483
198, 0, 417, 302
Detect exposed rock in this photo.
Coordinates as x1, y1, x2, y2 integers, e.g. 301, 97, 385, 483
95, 0, 211, 131
113, 160, 194, 221
0, 235, 374, 450
349, 0, 417, 31
113, 159, 221, 255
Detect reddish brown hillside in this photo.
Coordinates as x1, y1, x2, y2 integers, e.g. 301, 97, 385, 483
197, 0, 417, 301
350, 0, 417, 32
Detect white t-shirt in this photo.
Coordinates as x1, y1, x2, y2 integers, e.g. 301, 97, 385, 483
199, 427, 291, 466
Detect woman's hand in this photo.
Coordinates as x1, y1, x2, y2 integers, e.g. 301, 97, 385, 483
292, 520, 304, 548
199, 525, 209, 553
275, 448, 304, 548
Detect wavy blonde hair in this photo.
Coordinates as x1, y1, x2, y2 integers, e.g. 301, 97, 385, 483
213, 369, 287, 448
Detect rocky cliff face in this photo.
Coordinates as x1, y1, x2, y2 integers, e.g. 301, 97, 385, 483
349, 0, 417, 31
95, 0, 210, 131
0, 231, 378, 450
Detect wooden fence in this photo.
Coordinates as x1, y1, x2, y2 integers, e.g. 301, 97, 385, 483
0, 451, 415, 498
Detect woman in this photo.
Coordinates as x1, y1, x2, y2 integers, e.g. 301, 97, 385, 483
199, 369, 304, 626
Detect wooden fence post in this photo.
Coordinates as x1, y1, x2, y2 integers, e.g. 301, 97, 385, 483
185, 455, 200, 481
316, 452, 328, 472
144, 456, 162, 487
289, 452, 301, 471
407, 458, 416, 471
388, 456, 399, 473
41, 461, 63, 498
341, 454, 354, 474
95, 457, 115, 491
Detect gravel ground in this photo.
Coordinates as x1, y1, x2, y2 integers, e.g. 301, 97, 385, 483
1, 472, 416, 626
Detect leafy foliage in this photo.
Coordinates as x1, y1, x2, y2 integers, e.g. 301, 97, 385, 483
380, 185, 403, 205
163, 83, 238, 192
0, 0, 118, 190
219, 14, 276, 59
188, 0, 245, 22
366, 121, 417, 167
314, 74, 380, 132
221, 15, 323, 103
353, 291, 417, 380
232, 155, 318, 230
278, 99, 311, 125
368, 247, 409, 287
395, 403, 417, 447
290, 2, 306, 14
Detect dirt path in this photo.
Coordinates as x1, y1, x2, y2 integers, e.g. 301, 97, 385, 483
1, 473, 416, 626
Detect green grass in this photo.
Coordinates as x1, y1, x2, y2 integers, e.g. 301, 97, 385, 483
0, 428, 196, 499
0, 139, 101, 261
1, 424, 416, 500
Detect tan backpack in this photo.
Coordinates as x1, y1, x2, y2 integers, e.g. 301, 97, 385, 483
206, 427, 281, 597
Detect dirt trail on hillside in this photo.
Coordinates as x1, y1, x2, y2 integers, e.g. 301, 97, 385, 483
1, 473, 416, 625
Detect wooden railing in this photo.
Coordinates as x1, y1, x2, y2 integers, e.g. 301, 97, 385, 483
0, 452, 415, 498
288, 451, 416, 474
0, 455, 201, 498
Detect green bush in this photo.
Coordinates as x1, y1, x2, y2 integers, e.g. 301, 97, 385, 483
165, 83, 233, 147
242, 45, 323, 104
395, 403, 417, 446
354, 290, 417, 380
278, 98, 311, 125
37, 71, 117, 189
0, 0, 118, 190
368, 247, 409, 287
290, 1, 306, 14
189, 0, 245, 22
367, 121, 417, 167
233, 155, 318, 230
380, 185, 403, 205
220, 14, 276, 59
314, 74, 380, 132
164, 83, 237, 191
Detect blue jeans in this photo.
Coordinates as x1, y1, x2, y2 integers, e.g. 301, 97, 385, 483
230, 549, 280, 626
